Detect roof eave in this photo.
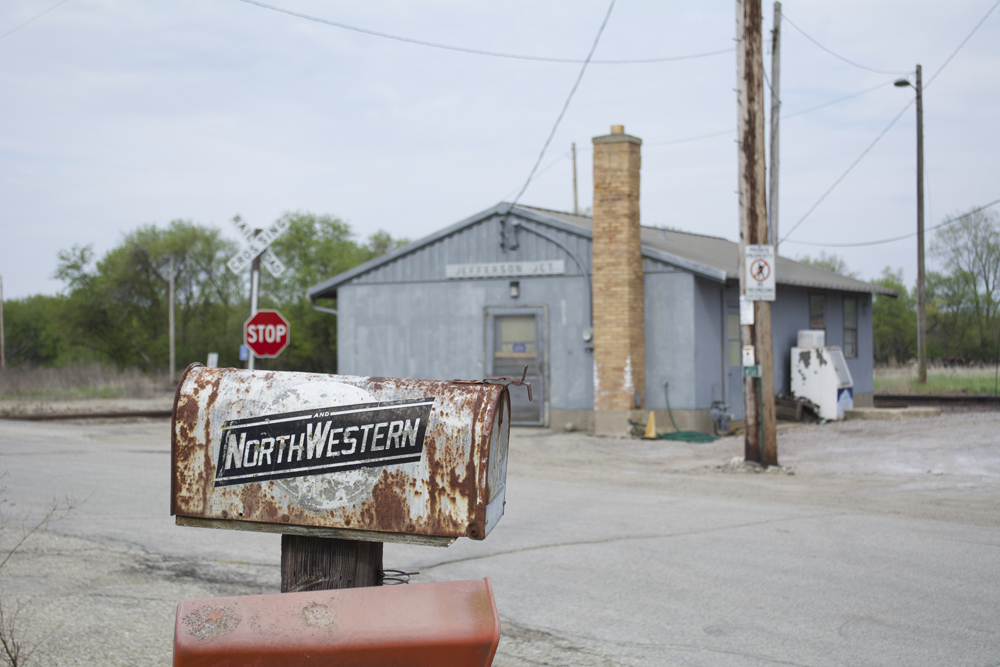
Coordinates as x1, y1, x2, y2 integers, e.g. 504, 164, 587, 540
306, 203, 512, 300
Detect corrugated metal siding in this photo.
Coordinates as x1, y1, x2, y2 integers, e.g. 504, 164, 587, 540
349, 214, 593, 286
644, 272, 697, 409
338, 274, 595, 411
694, 278, 725, 409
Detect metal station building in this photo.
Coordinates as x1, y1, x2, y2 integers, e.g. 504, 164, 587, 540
308, 126, 894, 434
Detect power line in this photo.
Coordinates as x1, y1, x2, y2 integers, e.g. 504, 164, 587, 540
779, 99, 914, 243
235, 0, 730, 64
924, 0, 1000, 88
780, 11, 910, 75
643, 81, 893, 148
501, 150, 571, 201
782, 80, 894, 119
779, 1, 1000, 243
0, 0, 70, 41
508, 0, 616, 209
782, 197, 1000, 247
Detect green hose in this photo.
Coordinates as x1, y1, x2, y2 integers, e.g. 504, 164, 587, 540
630, 382, 717, 443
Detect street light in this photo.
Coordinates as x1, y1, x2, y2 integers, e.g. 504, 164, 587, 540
895, 65, 926, 384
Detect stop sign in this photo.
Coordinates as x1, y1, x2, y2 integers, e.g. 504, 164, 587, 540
244, 310, 290, 358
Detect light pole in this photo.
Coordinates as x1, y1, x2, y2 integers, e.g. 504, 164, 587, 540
895, 65, 926, 384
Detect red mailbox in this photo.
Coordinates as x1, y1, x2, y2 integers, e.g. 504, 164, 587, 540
174, 578, 500, 667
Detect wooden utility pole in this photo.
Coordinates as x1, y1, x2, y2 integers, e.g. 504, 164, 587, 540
736, 0, 778, 466
572, 142, 579, 215
768, 1, 781, 255
915, 64, 926, 384
168, 257, 175, 385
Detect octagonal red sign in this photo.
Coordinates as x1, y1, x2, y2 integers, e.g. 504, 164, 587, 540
245, 310, 290, 358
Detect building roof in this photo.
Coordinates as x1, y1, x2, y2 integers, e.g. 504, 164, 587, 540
518, 205, 897, 296
308, 203, 897, 300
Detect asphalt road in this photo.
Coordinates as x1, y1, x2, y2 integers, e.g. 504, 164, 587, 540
0, 410, 997, 666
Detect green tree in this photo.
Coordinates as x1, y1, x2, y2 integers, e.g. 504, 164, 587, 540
930, 208, 1000, 359
54, 221, 244, 370
1, 295, 73, 367
797, 251, 859, 278
872, 267, 916, 364
256, 212, 408, 373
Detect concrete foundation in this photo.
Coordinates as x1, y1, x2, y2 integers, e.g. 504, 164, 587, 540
594, 410, 646, 437
556, 408, 714, 436
853, 392, 874, 408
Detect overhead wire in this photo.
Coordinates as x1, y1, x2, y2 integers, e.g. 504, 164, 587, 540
501, 150, 572, 201
780, 11, 910, 75
781, 0, 1000, 244
506, 0, 616, 209
782, 197, 1000, 248
779, 99, 914, 243
234, 0, 729, 64
0, 0, 70, 41
782, 80, 895, 120
924, 0, 1000, 88
642, 80, 894, 148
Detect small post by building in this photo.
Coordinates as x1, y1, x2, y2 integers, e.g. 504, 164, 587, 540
736, 0, 778, 465
572, 142, 579, 215
169, 256, 175, 385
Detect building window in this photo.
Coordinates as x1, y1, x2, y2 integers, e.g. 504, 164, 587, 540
843, 296, 858, 358
809, 294, 826, 331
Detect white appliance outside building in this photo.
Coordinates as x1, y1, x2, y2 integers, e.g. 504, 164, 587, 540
791, 330, 854, 420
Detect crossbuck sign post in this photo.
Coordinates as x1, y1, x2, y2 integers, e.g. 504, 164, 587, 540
226, 216, 290, 369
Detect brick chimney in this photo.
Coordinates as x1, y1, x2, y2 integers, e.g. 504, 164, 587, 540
592, 125, 645, 435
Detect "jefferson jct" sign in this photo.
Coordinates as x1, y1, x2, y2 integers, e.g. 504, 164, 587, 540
445, 260, 565, 279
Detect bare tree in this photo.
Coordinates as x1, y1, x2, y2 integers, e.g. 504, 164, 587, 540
932, 209, 1000, 357
0, 483, 79, 667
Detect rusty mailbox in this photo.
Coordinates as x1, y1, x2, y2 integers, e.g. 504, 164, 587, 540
171, 364, 512, 545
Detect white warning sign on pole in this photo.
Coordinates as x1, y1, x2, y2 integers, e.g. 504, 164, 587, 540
745, 245, 775, 301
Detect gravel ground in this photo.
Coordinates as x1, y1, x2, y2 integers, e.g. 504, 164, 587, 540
0, 406, 997, 666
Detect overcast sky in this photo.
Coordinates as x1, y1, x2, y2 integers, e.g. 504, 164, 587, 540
2, 0, 998, 300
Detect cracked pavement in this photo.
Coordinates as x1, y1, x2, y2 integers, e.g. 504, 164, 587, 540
0, 409, 998, 666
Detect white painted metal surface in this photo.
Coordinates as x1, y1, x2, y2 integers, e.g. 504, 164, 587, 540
791, 346, 854, 419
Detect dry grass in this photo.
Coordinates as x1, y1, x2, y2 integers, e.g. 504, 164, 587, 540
0, 364, 168, 401
875, 363, 1000, 395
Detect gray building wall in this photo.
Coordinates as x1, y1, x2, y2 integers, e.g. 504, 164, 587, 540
331, 208, 878, 428
694, 277, 725, 410
338, 273, 594, 412
735, 283, 876, 409
350, 213, 593, 285
643, 271, 696, 410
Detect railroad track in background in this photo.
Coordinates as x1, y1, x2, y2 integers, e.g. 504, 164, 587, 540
0, 409, 172, 421
874, 394, 1000, 408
